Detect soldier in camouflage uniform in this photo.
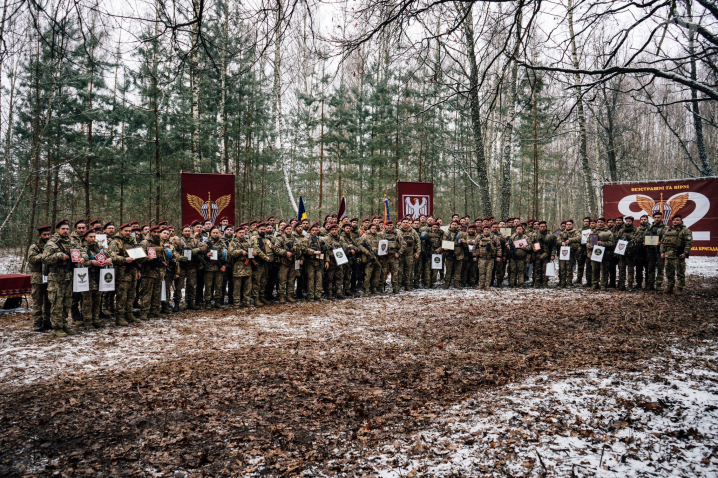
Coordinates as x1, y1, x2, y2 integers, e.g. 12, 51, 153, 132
228, 224, 253, 307
660, 215, 693, 295
464, 224, 480, 286
340, 223, 359, 296
588, 218, 615, 291
173, 226, 201, 310
359, 223, 383, 296
557, 220, 581, 289
421, 222, 443, 288
302, 223, 325, 301
69, 220, 87, 326
644, 211, 665, 291
379, 221, 406, 294
397, 218, 420, 292
616, 216, 640, 291
442, 220, 467, 289
530, 221, 557, 288
247, 223, 272, 306
199, 226, 228, 309
272, 223, 299, 303
138, 226, 168, 320
575, 217, 591, 286
42, 220, 78, 337
28, 225, 52, 331
491, 222, 509, 287
108, 223, 141, 326
476, 225, 501, 290
508, 225, 532, 287
80, 229, 109, 328
323, 224, 348, 299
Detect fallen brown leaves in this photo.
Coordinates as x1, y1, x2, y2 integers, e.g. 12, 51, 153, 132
1, 275, 717, 476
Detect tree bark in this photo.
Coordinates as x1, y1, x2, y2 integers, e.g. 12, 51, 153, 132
501, 8, 521, 219
190, 0, 202, 172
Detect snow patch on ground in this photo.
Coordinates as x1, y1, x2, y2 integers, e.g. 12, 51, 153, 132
353, 346, 718, 477
686, 256, 718, 278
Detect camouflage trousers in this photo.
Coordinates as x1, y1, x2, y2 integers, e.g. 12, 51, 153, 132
444, 257, 461, 287
558, 253, 577, 287
618, 256, 644, 289
423, 256, 439, 287
477, 257, 495, 289
364, 259, 383, 293
101, 291, 116, 313
591, 257, 611, 289
383, 256, 401, 292
204, 269, 224, 302
278, 262, 298, 299
305, 259, 323, 300
533, 257, 550, 287
413, 255, 424, 287
31, 283, 51, 329
48, 279, 72, 330
233, 274, 252, 306
139, 271, 163, 316
576, 247, 592, 285
664, 258, 686, 291
398, 254, 415, 289
646, 253, 665, 288
465, 258, 478, 286
116, 267, 138, 320
325, 263, 345, 297
174, 265, 197, 305
81, 289, 102, 324
509, 257, 527, 286
492, 258, 506, 287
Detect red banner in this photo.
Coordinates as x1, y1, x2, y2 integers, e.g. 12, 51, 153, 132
397, 181, 434, 220
602, 178, 718, 256
181, 173, 236, 226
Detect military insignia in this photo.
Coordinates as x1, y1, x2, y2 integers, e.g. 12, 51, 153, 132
636, 193, 688, 224
594, 249, 603, 257
561, 249, 568, 256
187, 192, 231, 224
434, 256, 441, 263
78, 273, 87, 283
104, 273, 113, 283
336, 251, 344, 259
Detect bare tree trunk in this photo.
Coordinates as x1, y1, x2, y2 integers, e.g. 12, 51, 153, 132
686, 0, 713, 176
501, 8, 521, 219
568, 0, 597, 215
221, 2, 229, 173
190, 0, 202, 172
532, 77, 538, 218
462, 4, 492, 216
319, 64, 325, 210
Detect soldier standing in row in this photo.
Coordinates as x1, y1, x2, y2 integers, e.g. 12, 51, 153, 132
200, 226, 227, 309
360, 223, 383, 296
557, 219, 581, 289
139, 226, 168, 320
660, 214, 693, 295
422, 222, 443, 288
531, 221, 557, 288
588, 218, 615, 291
645, 211, 665, 291
397, 218, 420, 292
42, 220, 78, 337
476, 225, 501, 290
28, 225, 52, 332
80, 229, 109, 329
228, 224, 253, 307
381, 221, 406, 294
442, 220, 466, 289
323, 224, 348, 299
108, 223, 140, 326
174, 225, 201, 310
508, 225, 531, 288
303, 223, 325, 301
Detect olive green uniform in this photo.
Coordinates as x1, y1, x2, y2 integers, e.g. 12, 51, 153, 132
27, 238, 51, 330
199, 237, 227, 306
557, 228, 581, 288
174, 236, 201, 309
228, 235, 253, 307
442, 228, 467, 288
42, 234, 74, 332
421, 229, 443, 288
660, 223, 693, 293
530, 230, 557, 288
644, 220, 665, 290
508, 233, 532, 287
359, 231, 383, 295
323, 233, 349, 299
397, 226, 420, 291
302, 234, 325, 301
380, 229, 406, 293
589, 226, 615, 290
108, 233, 141, 325
476, 233, 501, 289
139, 235, 167, 319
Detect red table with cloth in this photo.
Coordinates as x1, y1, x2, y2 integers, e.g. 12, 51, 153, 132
0, 274, 32, 297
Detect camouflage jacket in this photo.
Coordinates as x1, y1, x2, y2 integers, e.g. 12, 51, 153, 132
199, 236, 227, 272
274, 232, 301, 265
660, 224, 693, 258
70, 231, 84, 248
139, 235, 166, 277
42, 233, 74, 282
301, 234, 326, 263
108, 233, 139, 267
465, 233, 479, 258
27, 238, 49, 285
530, 230, 558, 260
80, 240, 104, 289
323, 233, 349, 266
228, 236, 252, 277
588, 226, 614, 259
509, 233, 532, 259
177, 235, 201, 270
644, 220, 664, 253
248, 234, 271, 263
340, 230, 360, 261
379, 229, 406, 257
358, 231, 381, 263
397, 226, 421, 256
421, 229, 443, 256
492, 232, 509, 258
559, 227, 582, 251
442, 228, 468, 260
476, 233, 501, 259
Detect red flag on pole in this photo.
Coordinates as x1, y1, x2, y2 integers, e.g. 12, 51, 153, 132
338, 197, 347, 221
181, 173, 236, 226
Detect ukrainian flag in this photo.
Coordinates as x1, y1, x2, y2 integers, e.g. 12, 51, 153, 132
383, 195, 391, 223
298, 196, 307, 221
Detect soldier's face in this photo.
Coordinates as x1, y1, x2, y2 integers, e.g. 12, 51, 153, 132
583, 220, 590, 226
160, 231, 170, 240
560, 224, 566, 230
193, 225, 202, 235
402, 221, 410, 229
57, 225, 70, 237
625, 219, 633, 226
491, 225, 498, 232
331, 229, 339, 236
211, 229, 221, 239
673, 217, 683, 225
183, 228, 192, 238
204, 222, 212, 230
653, 214, 662, 222
76, 224, 87, 234
343, 227, 352, 234
40, 231, 51, 240
566, 222, 574, 230
143, 227, 150, 234
120, 227, 131, 238
516, 227, 524, 234
85, 233, 95, 243
221, 219, 228, 225
432, 225, 439, 232
385, 224, 394, 232
237, 229, 246, 237
151, 231, 160, 239
310, 227, 319, 235
641, 217, 649, 225
412, 221, 420, 228
540, 225, 547, 232
590, 222, 597, 228
597, 220, 605, 227
106, 226, 115, 235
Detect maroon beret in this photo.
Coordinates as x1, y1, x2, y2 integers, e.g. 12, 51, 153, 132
37, 225, 52, 234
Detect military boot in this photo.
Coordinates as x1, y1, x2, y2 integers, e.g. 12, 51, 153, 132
187, 302, 199, 310
53, 328, 68, 338
138, 313, 149, 322
63, 326, 77, 336
205, 301, 212, 310
260, 297, 271, 305
254, 299, 264, 307
675, 289, 683, 296
336, 292, 346, 300
286, 295, 296, 303
172, 300, 180, 313
664, 287, 674, 295
92, 319, 104, 328
213, 301, 225, 309
161, 302, 171, 314
278, 296, 286, 304
116, 315, 129, 327
364, 287, 372, 296
84, 318, 95, 329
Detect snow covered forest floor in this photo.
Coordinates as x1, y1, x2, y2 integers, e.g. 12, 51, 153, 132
0, 257, 717, 476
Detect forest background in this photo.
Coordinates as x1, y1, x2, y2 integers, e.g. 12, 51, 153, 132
0, 0, 715, 248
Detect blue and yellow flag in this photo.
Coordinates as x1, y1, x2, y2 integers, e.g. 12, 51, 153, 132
298, 196, 307, 221
383, 195, 391, 223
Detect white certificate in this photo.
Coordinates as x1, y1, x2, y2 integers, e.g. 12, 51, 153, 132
377, 240, 389, 256
126, 247, 146, 260
95, 234, 108, 249
248, 247, 255, 258
333, 248, 349, 265
546, 262, 557, 277
209, 250, 218, 261
581, 229, 591, 245
441, 240, 455, 251
184, 249, 192, 260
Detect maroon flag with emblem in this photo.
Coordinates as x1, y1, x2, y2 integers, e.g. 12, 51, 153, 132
602, 178, 718, 256
181, 173, 236, 226
397, 181, 433, 220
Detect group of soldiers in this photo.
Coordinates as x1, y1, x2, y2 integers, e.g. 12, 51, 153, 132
27, 211, 694, 338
